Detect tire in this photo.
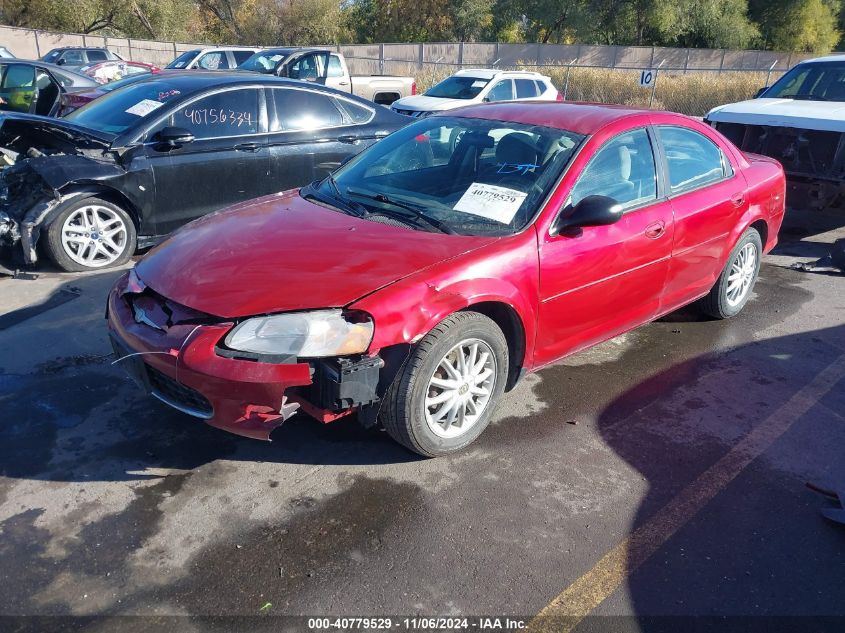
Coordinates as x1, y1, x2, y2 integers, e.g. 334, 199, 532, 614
381, 311, 509, 457
699, 227, 762, 319
44, 197, 136, 272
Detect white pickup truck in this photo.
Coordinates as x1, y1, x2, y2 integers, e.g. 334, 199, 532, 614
237, 48, 416, 106
706, 55, 845, 210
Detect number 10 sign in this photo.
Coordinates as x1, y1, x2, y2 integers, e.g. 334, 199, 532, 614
639, 69, 656, 87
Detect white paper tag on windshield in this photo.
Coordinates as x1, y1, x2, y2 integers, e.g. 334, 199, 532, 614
454, 183, 527, 224
472, 80, 487, 88
125, 99, 164, 117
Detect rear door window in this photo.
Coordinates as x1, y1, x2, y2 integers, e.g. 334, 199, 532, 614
270, 88, 344, 131
328, 55, 344, 78
87, 50, 108, 62
232, 50, 254, 65
658, 126, 730, 193
170, 88, 260, 139
515, 79, 539, 98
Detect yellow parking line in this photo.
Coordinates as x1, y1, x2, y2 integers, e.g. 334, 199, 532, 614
529, 352, 845, 633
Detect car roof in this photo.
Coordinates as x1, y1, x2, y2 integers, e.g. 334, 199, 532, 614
114, 71, 371, 101
47, 46, 110, 51
454, 68, 546, 80
449, 101, 663, 135
798, 54, 845, 64
195, 46, 262, 53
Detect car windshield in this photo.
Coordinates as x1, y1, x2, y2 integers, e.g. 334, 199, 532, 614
312, 116, 584, 236
764, 62, 845, 101
425, 76, 491, 99
167, 50, 200, 69
65, 80, 185, 134
238, 51, 288, 73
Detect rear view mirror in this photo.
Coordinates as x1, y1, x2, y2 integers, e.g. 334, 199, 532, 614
552, 195, 623, 235
156, 126, 194, 147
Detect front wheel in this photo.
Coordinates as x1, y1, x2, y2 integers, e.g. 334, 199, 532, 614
381, 311, 509, 457
699, 227, 762, 319
44, 197, 136, 272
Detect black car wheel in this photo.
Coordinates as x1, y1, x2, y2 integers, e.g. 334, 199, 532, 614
44, 197, 136, 272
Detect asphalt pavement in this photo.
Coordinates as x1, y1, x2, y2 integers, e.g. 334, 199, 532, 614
1, 207, 844, 632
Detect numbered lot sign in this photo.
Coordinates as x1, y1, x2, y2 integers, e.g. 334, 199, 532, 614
639, 69, 655, 87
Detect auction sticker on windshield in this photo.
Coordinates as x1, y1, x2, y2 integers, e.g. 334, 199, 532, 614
454, 182, 527, 224
125, 99, 164, 117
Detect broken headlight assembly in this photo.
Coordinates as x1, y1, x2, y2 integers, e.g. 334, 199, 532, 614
224, 309, 374, 358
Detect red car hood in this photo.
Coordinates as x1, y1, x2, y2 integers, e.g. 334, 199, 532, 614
135, 191, 496, 318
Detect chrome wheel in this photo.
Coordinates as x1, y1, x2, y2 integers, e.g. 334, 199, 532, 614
726, 242, 757, 307
61, 204, 128, 268
424, 338, 497, 439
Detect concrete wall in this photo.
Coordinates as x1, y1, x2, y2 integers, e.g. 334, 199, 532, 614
0, 24, 816, 73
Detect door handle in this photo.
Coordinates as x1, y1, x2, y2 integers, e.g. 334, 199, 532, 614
644, 220, 666, 239
234, 142, 260, 152
338, 81, 350, 86
730, 192, 745, 207
337, 135, 359, 144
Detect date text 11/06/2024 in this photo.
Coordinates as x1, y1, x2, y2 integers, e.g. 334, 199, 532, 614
306, 617, 527, 630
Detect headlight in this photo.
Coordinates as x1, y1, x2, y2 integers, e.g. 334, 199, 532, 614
225, 309, 374, 358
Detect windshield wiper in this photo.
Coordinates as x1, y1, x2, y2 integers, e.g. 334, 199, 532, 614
302, 177, 369, 218
790, 94, 829, 101
346, 187, 455, 234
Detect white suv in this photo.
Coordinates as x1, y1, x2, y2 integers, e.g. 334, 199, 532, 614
166, 47, 261, 71
391, 69, 560, 117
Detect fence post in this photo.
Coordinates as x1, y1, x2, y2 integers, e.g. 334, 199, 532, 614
563, 58, 577, 101
765, 59, 778, 87
418, 43, 424, 70
786, 52, 792, 70
536, 43, 542, 67
683, 49, 690, 74
458, 41, 464, 67
128, 39, 133, 61
494, 41, 499, 66
719, 49, 726, 74
611, 45, 618, 69
172, 41, 177, 59
379, 43, 384, 75
649, 59, 664, 107
34, 30, 41, 57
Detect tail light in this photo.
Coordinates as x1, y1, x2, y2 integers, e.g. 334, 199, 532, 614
556, 93, 564, 102
411, 81, 417, 96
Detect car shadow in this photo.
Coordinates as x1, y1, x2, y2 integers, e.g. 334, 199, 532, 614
586, 322, 845, 628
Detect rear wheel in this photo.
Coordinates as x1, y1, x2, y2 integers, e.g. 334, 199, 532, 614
44, 197, 136, 272
699, 228, 762, 319
381, 311, 508, 457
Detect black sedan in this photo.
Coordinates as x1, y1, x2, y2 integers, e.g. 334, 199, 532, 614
0, 59, 99, 117
0, 72, 408, 272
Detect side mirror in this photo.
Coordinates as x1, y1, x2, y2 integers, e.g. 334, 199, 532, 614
56, 58, 66, 66
755, 87, 768, 98
156, 126, 194, 147
552, 195, 623, 235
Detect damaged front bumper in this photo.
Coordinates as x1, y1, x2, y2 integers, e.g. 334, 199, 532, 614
106, 271, 382, 440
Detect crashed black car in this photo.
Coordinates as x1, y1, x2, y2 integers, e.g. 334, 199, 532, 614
0, 72, 407, 272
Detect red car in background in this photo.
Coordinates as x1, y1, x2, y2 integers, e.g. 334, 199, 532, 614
60, 72, 158, 114
107, 103, 785, 456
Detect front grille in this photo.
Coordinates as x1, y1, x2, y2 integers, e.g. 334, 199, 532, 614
146, 364, 213, 419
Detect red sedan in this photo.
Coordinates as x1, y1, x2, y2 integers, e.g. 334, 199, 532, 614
107, 103, 785, 456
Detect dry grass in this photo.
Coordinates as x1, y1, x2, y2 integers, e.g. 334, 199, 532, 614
410, 64, 778, 117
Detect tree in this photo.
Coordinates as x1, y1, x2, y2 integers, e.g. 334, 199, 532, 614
769, 0, 840, 51
653, 0, 760, 49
